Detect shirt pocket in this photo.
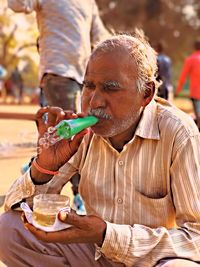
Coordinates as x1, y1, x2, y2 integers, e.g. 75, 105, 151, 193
133, 190, 176, 229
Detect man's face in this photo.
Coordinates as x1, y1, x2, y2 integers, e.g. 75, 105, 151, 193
81, 48, 148, 138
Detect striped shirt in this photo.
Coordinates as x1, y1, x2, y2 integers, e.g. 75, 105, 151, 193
4, 98, 200, 267
8, 0, 109, 83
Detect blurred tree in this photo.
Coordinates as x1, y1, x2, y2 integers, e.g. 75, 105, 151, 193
0, 1, 39, 88
96, 0, 200, 86
2, 0, 200, 89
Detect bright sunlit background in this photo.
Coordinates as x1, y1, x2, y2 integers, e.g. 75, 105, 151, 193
1, 0, 200, 98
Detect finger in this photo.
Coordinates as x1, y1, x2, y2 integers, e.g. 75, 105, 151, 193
24, 222, 74, 243
66, 112, 86, 119
75, 112, 86, 118
63, 110, 78, 120
58, 211, 86, 229
69, 129, 88, 153
35, 106, 49, 132
62, 111, 89, 121
47, 107, 65, 126
24, 223, 53, 242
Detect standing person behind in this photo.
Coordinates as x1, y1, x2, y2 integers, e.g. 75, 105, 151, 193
7, 0, 110, 111
176, 40, 200, 130
10, 66, 24, 104
156, 42, 173, 101
0, 65, 7, 101
36, 36, 48, 107
0, 30, 200, 267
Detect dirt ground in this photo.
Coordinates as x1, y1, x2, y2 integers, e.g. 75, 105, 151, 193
0, 97, 194, 266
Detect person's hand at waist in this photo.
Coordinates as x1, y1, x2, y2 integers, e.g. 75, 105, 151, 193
22, 211, 107, 246
31, 106, 88, 184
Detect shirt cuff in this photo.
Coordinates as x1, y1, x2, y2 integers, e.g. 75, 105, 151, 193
100, 221, 132, 263
4, 169, 50, 211
4, 170, 35, 210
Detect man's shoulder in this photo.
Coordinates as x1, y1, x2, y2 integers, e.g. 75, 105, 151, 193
155, 98, 198, 137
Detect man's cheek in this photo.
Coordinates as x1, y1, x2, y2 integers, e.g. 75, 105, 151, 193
81, 97, 90, 111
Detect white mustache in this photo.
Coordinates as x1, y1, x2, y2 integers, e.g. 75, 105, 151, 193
88, 108, 111, 120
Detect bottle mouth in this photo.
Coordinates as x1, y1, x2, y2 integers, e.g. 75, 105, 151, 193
55, 116, 99, 139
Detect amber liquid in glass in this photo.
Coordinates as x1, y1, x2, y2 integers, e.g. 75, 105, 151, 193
33, 208, 56, 227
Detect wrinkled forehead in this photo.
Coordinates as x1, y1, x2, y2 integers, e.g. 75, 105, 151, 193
87, 47, 137, 74
90, 45, 132, 62
85, 47, 138, 84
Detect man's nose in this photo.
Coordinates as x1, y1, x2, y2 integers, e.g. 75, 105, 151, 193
89, 89, 106, 109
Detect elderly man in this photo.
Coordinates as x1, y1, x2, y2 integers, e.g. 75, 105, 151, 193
0, 31, 200, 267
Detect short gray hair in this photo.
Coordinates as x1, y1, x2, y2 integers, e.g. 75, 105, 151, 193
91, 29, 159, 94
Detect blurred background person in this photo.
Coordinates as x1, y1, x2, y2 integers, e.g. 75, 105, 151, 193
176, 40, 200, 130
0, 65, 7, 102
10, 66, 24, 104
155, 42, 173, 101
7, 0, 110, 111
36, 36, 47, 108
4, 76, 14, 101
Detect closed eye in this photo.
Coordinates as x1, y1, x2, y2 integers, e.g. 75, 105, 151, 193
103, 81, 121, 91
82, 80, 96, 90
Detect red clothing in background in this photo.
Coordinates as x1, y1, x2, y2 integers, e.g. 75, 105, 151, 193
176, 51, 200, 100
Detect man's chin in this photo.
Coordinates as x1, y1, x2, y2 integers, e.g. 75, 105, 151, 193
91, 126, 117, 138
91, 126, 109, 137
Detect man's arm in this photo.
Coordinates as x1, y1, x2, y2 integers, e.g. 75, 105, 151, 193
4, 159, 79, 211
4, 107, 87, 211
7, 0, 41, 13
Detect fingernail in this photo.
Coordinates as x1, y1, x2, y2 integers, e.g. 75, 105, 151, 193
59, 211, 67, 221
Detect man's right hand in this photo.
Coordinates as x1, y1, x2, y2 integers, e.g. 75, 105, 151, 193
30, 106, 87, 184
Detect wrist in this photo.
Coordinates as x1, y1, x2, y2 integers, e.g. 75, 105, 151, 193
30, 158, 59, 185
33, 158, 59, 174
96, 222, 107, 247
30, 165, 53, 184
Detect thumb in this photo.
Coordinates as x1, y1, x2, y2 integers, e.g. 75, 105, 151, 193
58, 210, 85, 228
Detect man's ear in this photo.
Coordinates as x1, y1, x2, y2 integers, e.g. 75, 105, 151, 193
142, 81, 155, 106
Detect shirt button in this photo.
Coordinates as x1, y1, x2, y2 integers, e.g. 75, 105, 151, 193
117, 197, 123, 204
118, 160, 123, 166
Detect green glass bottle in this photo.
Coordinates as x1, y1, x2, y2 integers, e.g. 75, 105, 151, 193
55, 116, 98, 139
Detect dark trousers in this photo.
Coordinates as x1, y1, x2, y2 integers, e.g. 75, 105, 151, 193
42, 73, 81, 111
42, 73, 82, 192
0, 211, 125, 267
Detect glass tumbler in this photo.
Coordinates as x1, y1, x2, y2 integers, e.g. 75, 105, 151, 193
33, 194, 70, 227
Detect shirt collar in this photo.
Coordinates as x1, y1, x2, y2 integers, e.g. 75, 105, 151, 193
135, 98, 160, 140
96, 98, 160, 149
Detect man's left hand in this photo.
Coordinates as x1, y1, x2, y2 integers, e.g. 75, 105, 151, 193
23, 211, 106, 246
